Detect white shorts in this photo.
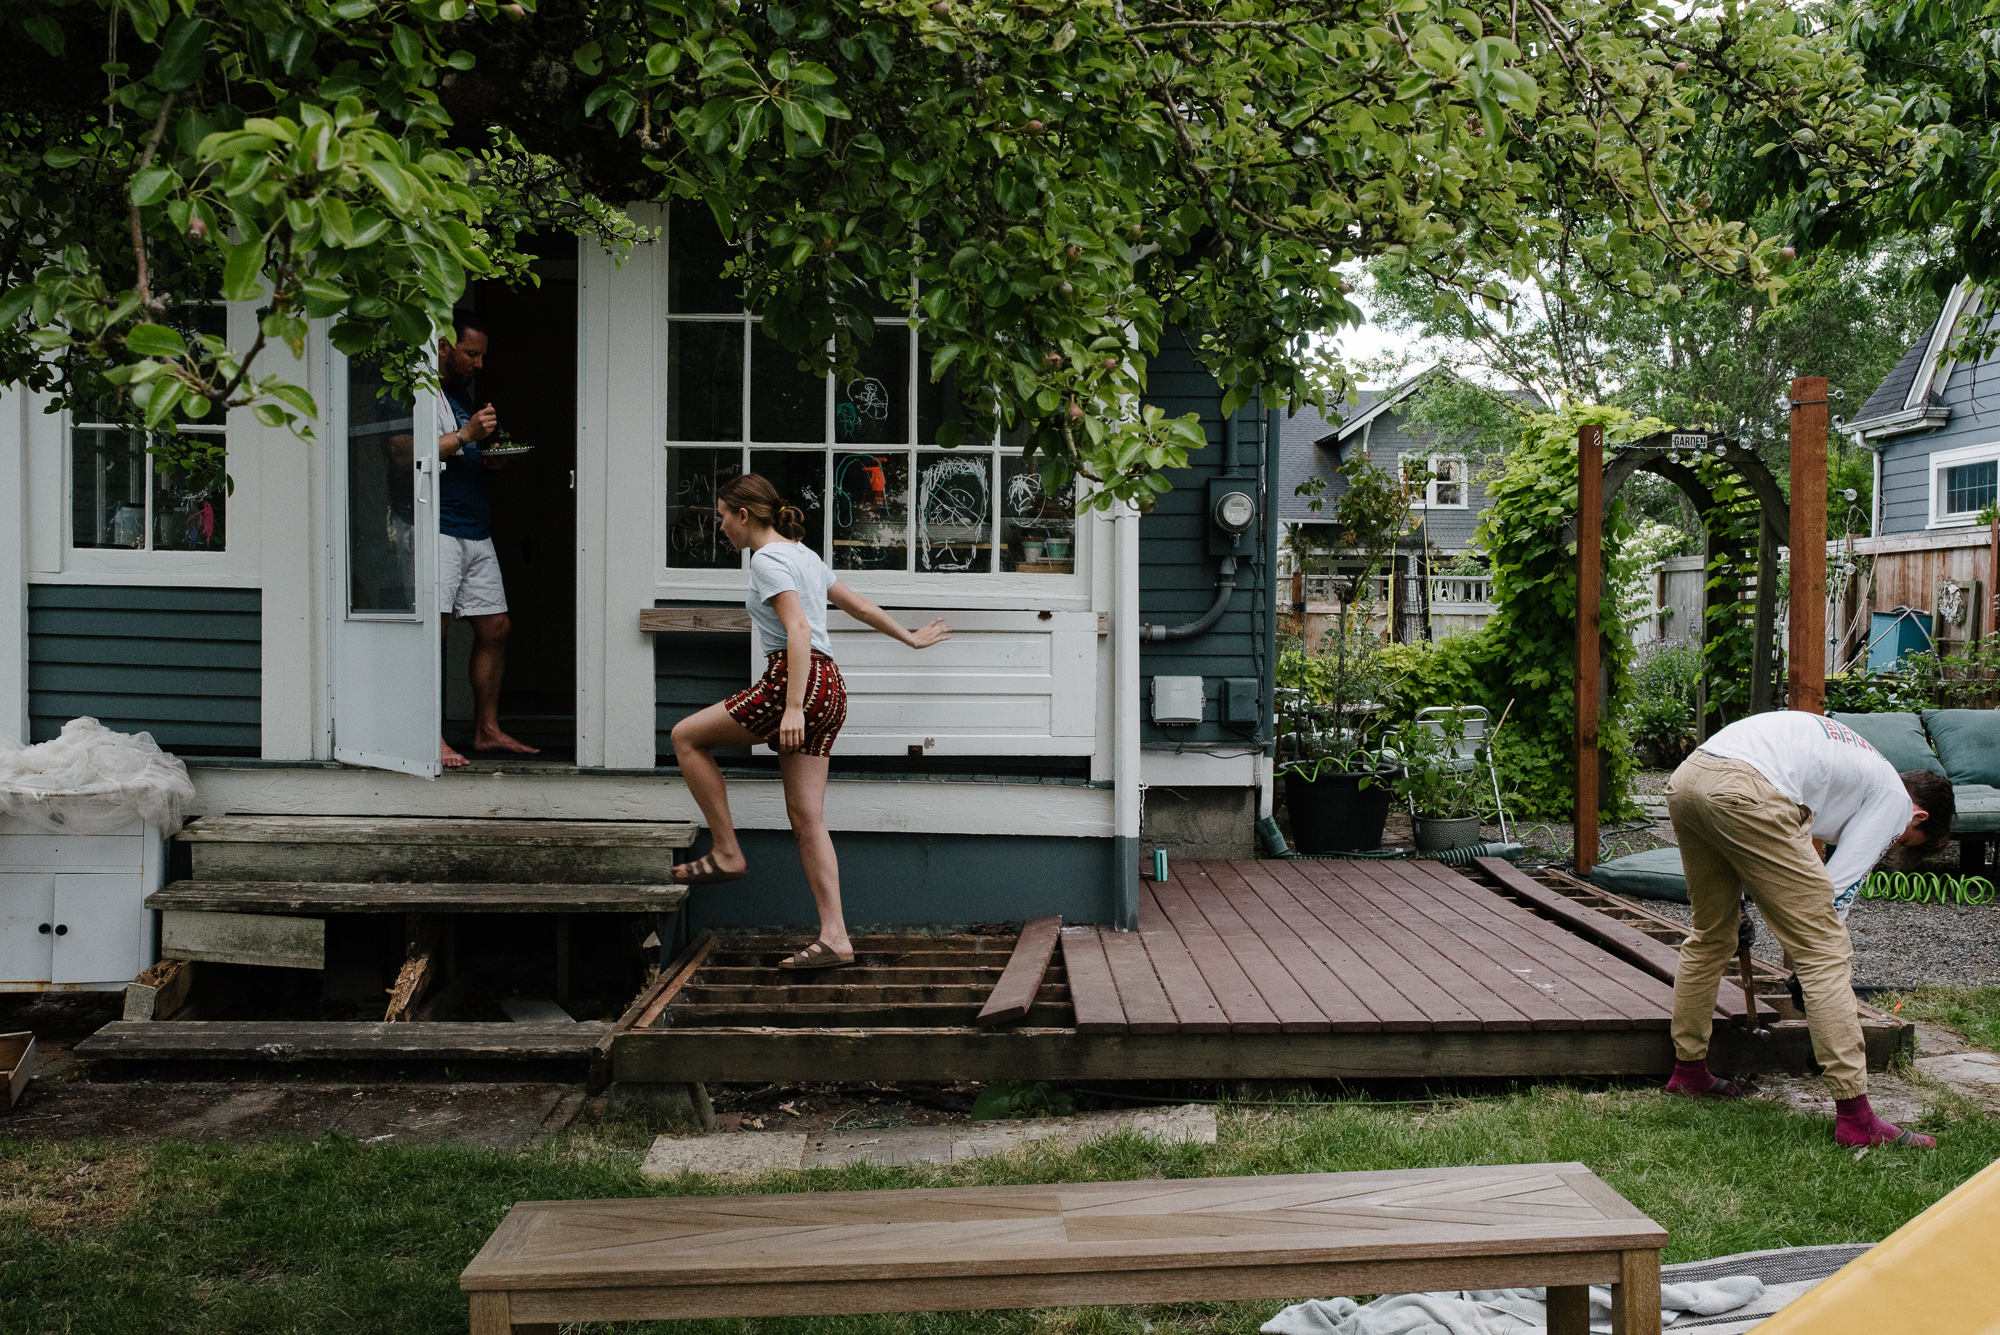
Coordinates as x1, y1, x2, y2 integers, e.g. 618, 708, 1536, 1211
440, 535, 508, 617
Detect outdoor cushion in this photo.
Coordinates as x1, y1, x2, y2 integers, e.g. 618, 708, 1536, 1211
1951, 784, 2000, 835
1923, 710, 2000, 787
1828, 711, 1946, 777
1586, 846, 1688, 902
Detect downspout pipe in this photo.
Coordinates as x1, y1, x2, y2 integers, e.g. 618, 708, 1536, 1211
1141, 556, 1237, 641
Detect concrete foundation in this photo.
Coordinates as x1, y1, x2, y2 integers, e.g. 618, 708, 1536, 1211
1140, 785, 1256, 861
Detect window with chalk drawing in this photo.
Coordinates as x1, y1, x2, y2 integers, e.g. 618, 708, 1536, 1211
662, 201, 1075, 575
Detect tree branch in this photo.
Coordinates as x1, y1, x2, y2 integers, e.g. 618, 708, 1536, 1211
129, 92, 175, 320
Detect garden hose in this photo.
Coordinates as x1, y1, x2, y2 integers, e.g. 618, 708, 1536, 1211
1281, 842, 1526, 865
1860, 870, 1999, 905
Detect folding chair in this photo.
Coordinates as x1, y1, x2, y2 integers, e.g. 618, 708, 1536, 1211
1406, 704, 1510, 842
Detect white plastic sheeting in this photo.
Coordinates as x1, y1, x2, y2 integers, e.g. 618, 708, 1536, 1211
0, 717, 194, 834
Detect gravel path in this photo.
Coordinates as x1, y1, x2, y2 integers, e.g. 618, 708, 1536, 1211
1612, 892, 2000, 988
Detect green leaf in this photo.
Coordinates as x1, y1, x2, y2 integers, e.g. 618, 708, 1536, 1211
222, 232, 268, 303
573, 41, 603, 75
0, 286, 34, 326
125, 323, 189, 357
270, 382, 319, 417
320, 196, 356, 246
151, 16, 210, 91
391, 25, 425, 71
130, 166, 179, 207
359, 162, 416, 213
254, 402, 290, 428
23, 14, 63, 55
42, 145, 81, 169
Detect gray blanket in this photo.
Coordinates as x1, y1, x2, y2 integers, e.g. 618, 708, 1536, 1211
1260, 1277, 1765, 1335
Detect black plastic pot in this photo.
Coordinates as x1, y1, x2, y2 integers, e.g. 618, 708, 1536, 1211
1284, 765, 1398, 853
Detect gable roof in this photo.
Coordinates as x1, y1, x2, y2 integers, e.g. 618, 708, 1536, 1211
1844, 281, 1975, 443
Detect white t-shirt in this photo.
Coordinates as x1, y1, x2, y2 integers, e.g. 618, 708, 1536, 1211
746, 541, 837, 657
1697, 710, 1913, 897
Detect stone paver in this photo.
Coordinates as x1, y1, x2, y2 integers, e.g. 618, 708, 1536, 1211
1914, 1051, 2000, 1104
642, 1105, 1217, 1178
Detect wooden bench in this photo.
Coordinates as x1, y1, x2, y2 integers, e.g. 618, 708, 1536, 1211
461, 1164, 1667, 1334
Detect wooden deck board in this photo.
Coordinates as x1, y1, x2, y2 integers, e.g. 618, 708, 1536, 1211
1149, 879, 1283, 1033
1095, 928, 1181, 1034
977, 916, 1061, 1029
1060, 927, 1129, 1034
1175, 863, 1333, 1033
1197, 861, 1382, 1033
1226, 862, 1432, 1032
1136, 886, 1232, 1033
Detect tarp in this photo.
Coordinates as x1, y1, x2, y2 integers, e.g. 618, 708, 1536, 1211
0, 717, 193, 834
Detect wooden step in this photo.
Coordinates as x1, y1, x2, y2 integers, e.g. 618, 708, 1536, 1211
74, 1020, 608, 1061
691, 966, 1015, 986
177, 816, 697, 884
679, 983, 1070, 1006
662, 1003, 1075, 1029
147, 881, 689, 915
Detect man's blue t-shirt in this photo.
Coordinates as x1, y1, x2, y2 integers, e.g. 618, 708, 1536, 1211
438, 390, 491, 539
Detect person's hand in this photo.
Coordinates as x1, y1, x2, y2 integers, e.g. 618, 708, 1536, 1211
906, 617, 953, 649
778, 705, 807, 753
463, 403, 498, 442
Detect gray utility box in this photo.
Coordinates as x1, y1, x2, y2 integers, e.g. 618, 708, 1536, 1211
1152, 676, 1206, 725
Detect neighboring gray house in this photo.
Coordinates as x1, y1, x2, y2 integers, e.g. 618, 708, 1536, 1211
1277, 367, 1493, 558
1842, 282, 1997, 539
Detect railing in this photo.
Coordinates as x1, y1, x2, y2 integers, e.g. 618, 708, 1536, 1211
1302, 572, 1392, 605
1429, 576, 1492, 606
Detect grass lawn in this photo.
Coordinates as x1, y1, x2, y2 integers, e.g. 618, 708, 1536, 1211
1875, 985, 2000, 1051
6, 1077, 1999, 1335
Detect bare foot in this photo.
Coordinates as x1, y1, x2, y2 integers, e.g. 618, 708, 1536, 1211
471, 729, 540, 755
441, 738, 470, 769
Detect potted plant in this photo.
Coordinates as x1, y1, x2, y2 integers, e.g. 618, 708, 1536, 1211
1391, 713, 1490, 852
1277, 454, 1420, 852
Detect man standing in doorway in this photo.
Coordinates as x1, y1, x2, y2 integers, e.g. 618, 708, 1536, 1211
438, 311, 539, 768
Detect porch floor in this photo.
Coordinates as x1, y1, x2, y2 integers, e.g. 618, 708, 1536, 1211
610, 859, 1909, 1085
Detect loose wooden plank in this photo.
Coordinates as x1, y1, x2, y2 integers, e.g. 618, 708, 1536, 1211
1, 1032, 35, 1111
160, 909, 325, 971
148, 882, 690, 914
695, 967, 1010, 986
1393, 861, 1673, 1029
384, 916, 444, 1023
1227, 862, 1431, 1033
1312, 863, 1544, 1032
1094, 928, 1180, 1033
665, 1003, 1073, 1028
75, 1021, 609, 1061
1200, 861, 1381, 1033
1348, 866, 1606, 1031
123, 958, 197, 1022
687, 983, 1069, 1006
629, 932, 717, 1033
1470, 859, 1776, 1023
1258, 861, 1484, 1031
977, 916, 1061, 1029
1059, 927, 1128, 1034
639, 607, 755, 634
1149, 878, 1283, 1033
1174, 862, 1332, 1032
177, 816, 699, 847
1134, 886, 1232, 1033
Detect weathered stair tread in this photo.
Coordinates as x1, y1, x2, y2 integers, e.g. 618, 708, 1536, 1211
145, 881, 690, 914
76, 1021, 609, 1060
177, 816, 698, 847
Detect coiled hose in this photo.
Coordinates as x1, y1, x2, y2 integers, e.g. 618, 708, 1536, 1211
1861, 870, 1999, 906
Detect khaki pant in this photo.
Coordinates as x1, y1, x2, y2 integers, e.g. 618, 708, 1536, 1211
1665, 751, 1867, 1099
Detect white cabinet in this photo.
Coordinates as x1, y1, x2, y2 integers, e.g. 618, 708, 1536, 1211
0, 815, 163, 992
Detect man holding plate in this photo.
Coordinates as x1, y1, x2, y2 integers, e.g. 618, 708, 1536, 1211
436, 310, 539, 769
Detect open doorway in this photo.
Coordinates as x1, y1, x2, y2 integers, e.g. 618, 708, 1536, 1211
444, 238, 579, 759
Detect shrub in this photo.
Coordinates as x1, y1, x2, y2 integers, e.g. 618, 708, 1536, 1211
1626, 639, 1701, 766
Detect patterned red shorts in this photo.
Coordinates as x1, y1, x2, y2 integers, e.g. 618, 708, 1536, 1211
724, 651, 848, 757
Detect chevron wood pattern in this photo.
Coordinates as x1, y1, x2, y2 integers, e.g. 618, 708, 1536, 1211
463, 1166, 1665, 1335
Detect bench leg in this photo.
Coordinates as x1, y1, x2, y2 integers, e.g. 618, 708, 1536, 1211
469, 1291, 556, 1335
1612, 1248, 1662, 1335
1546, 1283, 1590, 1335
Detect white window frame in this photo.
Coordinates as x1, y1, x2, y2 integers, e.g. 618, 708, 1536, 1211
50, 300, 261, 585
1407, 454, 1469, 510
1927, 441, 2000, 529
654, 213, 1090, 610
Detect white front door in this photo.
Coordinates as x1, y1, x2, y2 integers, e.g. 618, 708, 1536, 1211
329, 356, 442, 778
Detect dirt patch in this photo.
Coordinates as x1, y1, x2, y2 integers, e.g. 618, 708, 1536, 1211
0, 1145, 147, 1236
704, 1081, 977, 1138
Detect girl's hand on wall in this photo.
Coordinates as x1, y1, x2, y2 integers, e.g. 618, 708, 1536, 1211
907, 618, 953, 649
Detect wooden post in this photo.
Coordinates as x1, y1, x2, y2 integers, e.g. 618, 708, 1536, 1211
1788, 376, 1828, 713
1575, 424, 1603, 876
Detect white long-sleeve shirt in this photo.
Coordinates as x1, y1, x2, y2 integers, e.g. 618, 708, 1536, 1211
1697, 710, 1912, 901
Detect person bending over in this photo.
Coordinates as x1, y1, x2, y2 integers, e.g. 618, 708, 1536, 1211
1663, 709, 1953, 1147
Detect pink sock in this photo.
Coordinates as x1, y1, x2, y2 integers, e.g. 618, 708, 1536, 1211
1666, 1059, 1740, 1098
1835, 1095, 1934, 1148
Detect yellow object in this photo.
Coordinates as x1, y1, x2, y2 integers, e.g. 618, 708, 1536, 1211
1753, 1153, 2000, 1334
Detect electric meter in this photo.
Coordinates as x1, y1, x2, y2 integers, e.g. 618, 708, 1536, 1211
1213, 489, 1256, 534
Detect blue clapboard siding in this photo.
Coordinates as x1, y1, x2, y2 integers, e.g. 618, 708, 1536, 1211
654, 602, 754, 761
1137, 339, 1278, 749
28, 584, 261, 754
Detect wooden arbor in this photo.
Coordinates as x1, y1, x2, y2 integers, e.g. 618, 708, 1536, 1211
1573, 378, 1830, 873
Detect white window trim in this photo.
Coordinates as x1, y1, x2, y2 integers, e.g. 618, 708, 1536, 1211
1927, 440, 2000, 529
51, 301, 262, 584
1407, 453, 1470, 510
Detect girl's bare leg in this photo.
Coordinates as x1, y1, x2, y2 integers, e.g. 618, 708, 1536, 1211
670, 702, 765, 875
778, 751, 849, 953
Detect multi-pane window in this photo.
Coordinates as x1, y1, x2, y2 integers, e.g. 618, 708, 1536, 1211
70, 304, 227, 552
1403, 455, 1466, 509
1943, 459, 1997, 518
662, 203, 1076, 575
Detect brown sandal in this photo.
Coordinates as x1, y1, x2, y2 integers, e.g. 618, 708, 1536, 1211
777, 940, 854, 970
670, 853, 746, 886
